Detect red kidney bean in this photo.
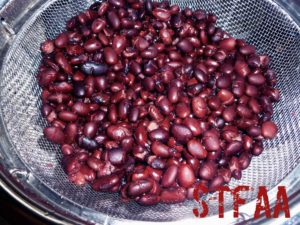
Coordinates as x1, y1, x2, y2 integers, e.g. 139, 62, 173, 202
218, 89, 234, 105
240, 45, 256, 55
58, 111, 78, 122
161, 165, 178, 187
192, 96, 207, 118
209, 175, 224, 192
44, 126, 65, 144
261, 121, 278, 139
135, 125, 148, 147
238, 152, 251, 170
108, 148, 126, 165
107, 11, 121, 30
41, 40, 54, 54
160, 29, 173, 45
177, 38, 193, 53
108, 0, 125, 8
248, 73, 266, 86
112, 35, 127, 54
84, 38, 102, 53
219, 37, 236, 51
198, 161, 217, 180
104, 47, 118, 65
55, 32, 69, 48
92, 174, 120, 191
151, 141, 170, 158
237, 104, 252, 118
72, 102, 90, 116
235, 61, 250, 77
183, 118, 203, 136
222, 106, 236, 122
171, 124, 193, 143
107, 125, 132, 141
153, 8, 171, 22
64, 123, 77, 144
38, 69, 57, 87
203, 130, 220, 151
187, 139, 207, 159
55, 52, 72, 74
175, 102, 190, 119
141, 46, 158, 59
160, 187, 187, 204
167, 86, 179, 104
137, 194, 160, 206
83, 122, 98, 138
91, 18, 106, 33
178, 164, 195, 188
225, 141, 242, 156
128, 179, 153, 196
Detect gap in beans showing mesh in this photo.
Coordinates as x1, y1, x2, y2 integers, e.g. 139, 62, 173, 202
38, 0, 279, 205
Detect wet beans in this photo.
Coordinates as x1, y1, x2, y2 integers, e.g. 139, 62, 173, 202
39, 0, 280, 206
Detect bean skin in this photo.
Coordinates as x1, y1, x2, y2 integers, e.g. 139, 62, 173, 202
151, 141, 170, 158
44, 126, 65, 144
187, 139, 207, 159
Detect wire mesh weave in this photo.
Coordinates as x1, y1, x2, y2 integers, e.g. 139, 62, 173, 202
0, 0, 300, 222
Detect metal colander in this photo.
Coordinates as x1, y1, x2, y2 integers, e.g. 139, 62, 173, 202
0, 0, 300, 224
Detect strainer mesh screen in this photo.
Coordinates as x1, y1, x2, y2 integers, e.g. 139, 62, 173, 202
0, 0, 300, 222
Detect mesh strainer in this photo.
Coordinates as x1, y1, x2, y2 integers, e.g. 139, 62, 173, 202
0, 0, 300, 224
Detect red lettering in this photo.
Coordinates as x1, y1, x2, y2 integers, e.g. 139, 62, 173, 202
273, 186, 290, 218
254, 186, 271, 219
218, 186, 231, 218
233, 186, 250, 218
193, 183, 209, 218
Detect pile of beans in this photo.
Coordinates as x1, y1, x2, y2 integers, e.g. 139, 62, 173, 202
38, 0, 279, 205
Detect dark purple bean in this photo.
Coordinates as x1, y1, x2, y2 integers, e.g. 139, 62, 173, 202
248, 73, 266, 86
107, 11, 121, 30
79, 136, 99, 151
129, 107, 139, 122
80, 61, 108, 76
83, 122, 98, 138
